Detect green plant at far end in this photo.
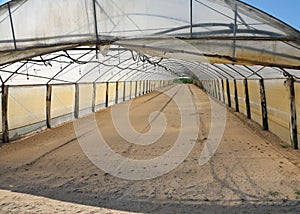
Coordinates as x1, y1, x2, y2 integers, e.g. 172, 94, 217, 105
174, 78, 194, 84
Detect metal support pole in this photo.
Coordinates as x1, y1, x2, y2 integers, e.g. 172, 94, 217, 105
74, 84, 80, 119
129, 81, 132, 99
259, 79, 268, 130
115, 82, 119, 104
7, 3, 17, 50
123, 81, 126, 102
232, 2, 238, 60
46, 84, 52, 128
2, 85, 9, 143
234, 79, 239, 112
139, 81, 142, 96
226, 79, 231, 107
92, 82, 96, 112
244, 78, 251, 119
190, 0, 193, 38
288, 78, 298, 149
92, 0, 99, 42
135, 81, 138, 97
105, 82, 109, 107
217, 79, 221, 101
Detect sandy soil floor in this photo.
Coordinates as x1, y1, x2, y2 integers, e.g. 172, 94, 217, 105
0, 84, 300, 213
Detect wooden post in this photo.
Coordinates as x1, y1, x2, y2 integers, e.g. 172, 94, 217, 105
74, 84, 80, 119
226, 79, 231, 107
2, 85, 9, 143
46, 84, 52, 128
105, 82, 109, 107
92, 83, 96, 112
288, 78, 298, 149
259, 79, 268, 130
115, 81, 119, 104
244, 79, 251, 119
234, 79, 239, 112
221, 79, 225, 103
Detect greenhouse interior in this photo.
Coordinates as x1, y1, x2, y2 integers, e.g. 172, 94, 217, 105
0, 0, 299, 149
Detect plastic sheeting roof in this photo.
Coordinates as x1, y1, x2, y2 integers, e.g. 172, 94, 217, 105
0, 0, 299, 85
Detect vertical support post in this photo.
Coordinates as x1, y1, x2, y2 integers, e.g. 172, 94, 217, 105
7, 3, 17, 50
129, 81, 132, 99
232, 2, 237, 60
115, 81, 119, 104
244, 78, 251, 119
2, 85, 9, 143
105, 82, 109, 107
259, 79, 268, 130
123, 81, 126, 102
226, 79, 231, 107
92, 82, 96, 112
46, 84, 52, 128
221, 79, 225, 103
74, 84, 79, 119
135, 81, 138, 97
217, 79, 221, 101
139, 81, 142, 96
190, 0, 193, 38
92, 0, 99, 42
288, 78, 298, 149
234, 79, 239, 112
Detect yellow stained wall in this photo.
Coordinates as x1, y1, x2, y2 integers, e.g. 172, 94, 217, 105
265, 79, 290, 143
8, 86, 46, 129
137, 81, 141, 95
157, 81, 161, 89
79, 84, 93, 110
95, 83, 106, 105
228, 80, 236, 109
108, 82, 116, 103
125, 82, 131, 97
236, 80, 247, 115
248, 80, 262, 126
118, 82, 124, 101
295, 82, 300, 142
0, 96, 2, 131
151, 81, 155, 91
131, 81, 136, 97
51, 85, 75, 118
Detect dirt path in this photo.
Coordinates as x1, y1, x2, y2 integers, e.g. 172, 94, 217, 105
0, 84, 299, 213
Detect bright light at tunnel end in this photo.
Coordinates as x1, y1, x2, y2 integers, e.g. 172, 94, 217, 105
73, 40, 227, 180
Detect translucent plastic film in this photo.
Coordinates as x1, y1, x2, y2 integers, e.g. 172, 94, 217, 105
0, 0, 299, 68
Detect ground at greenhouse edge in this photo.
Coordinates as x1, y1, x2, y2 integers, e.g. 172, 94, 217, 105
0, 84, 299, 213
